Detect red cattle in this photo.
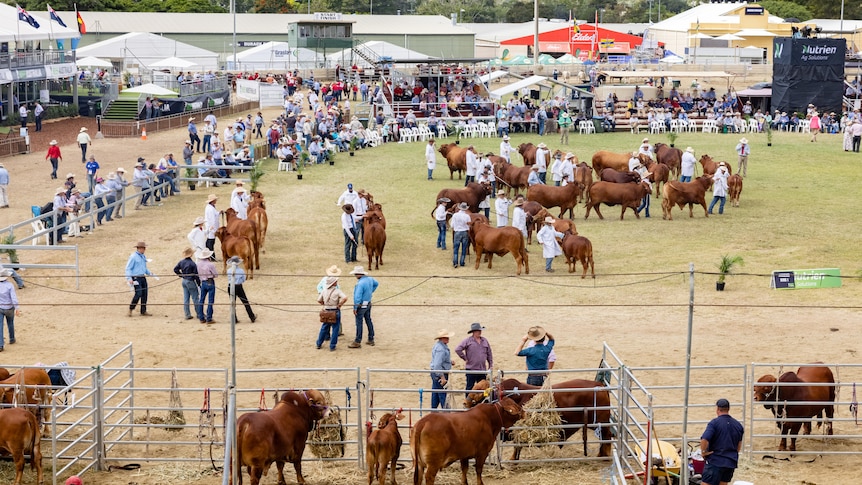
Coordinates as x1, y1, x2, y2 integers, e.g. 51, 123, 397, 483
727, 174, 743, 207
599, 168, 641, 184
574, 162, 593, 205
518, 143, 538, 166
465, 378, 613, 458
0, 408, 42, 485
753, 364, 836, 451
366, 411, 404, 485
585, 181, 651, 220
591, 150, 632, 176
215, 227, 255, 279
247, 206, 268, 255
470, 219, 529, 275
0, 368, 52, 431
562, 233, 594, 279
435, 182, 491, 214
234, 389, 329, 485
438, 143, 468, 179
493, 161, 531, 198
699, 154, 733, 178
661, 176, 711, 220
412, 397, 523, 485
363, 208, 387, 270
522, 200, 545, 244
654, 143, 681, 178
224, 208, 260, 270
643, 159, 670, 198
526, 182, 582, 219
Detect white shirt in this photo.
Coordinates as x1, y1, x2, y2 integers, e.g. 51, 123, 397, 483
535, 148, 548, 172
550, 158, 563, 182
425, 143, 436, 169
512, 206, 527, 234
712, 167, 729, 197
230, 193, 248, 220
434, 204, 447, 221
537, 225, 563, 258
638, 143, 653, 158
337, 189, 360, 207
341, 212, 356, 232
188, 226, 207, 252
500, 141, 512, 162
204, 203, 219, 239
465, 150, 478, 176
77, 132, 91, 145
449, 210, 471, 232
495, 198, 512, 227
628, 157, 642, 172
681, 152, 697, 177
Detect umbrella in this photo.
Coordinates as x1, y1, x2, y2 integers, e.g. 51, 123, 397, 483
687, 33, 713, 39
715, 33, 745, 41
537, 54, 557, 65
555, 53, 583, 65
502, 55, 533, 66
76, 56, 112, 68
148, 56, 198, 70
122, 83, 179, 96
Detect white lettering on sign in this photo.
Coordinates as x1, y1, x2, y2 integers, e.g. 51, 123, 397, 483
211, 97, 225, 106
313, 12, 342, 21
571, 33, 596, 42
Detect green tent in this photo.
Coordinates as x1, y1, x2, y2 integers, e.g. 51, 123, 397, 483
537, 54, 557, 65
487, 58, 503, 66
555, 53, 583, 65
502, 55, 533, 66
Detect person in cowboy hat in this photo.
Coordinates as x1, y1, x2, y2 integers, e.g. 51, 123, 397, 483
511, 196, 528, 240
125, 241, 154, 317
499, 134, 513, 163
494, 189, 512, 227
535, 143, 550, 183
195, 248, 218, 324
187, 216, 207, 254
464, 145, 478, 186
0, 268, 21, 350
46, 140, 62, 180
341, 204, 358, 264
638, 137, 653, 159
536, 216, 563, 272
204, 194, 219, 259
173, 248, 203, 321
429, 329, 457, 408
528, 164, 542, 186
227, 255, 257, 323
188, 117, 201, 153
316, 267, 347, 351
708, 162, 730, 215
449, 201, 472, 268
516, 326, 556, 386
0, 163, 7, 209
425, 138, 436, 180
681, 147, 697, 182
735, 137, 750, 178
455, 323, 493, 391
76, 126, 91, 162
348, 265, 378, 348
434, 197, 451, 250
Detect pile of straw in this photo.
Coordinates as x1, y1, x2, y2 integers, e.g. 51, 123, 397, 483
511, 380, 562, 447
308, 391, 345, 459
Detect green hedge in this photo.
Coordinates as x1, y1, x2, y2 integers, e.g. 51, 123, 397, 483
1, 104, 79, 127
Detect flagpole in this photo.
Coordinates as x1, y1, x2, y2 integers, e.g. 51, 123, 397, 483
72, 3, 79, 113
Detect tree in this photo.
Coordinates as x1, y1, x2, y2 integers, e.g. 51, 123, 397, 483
253, 0, 300, 13
622, 0, 692, 24
757, 0, 812, 21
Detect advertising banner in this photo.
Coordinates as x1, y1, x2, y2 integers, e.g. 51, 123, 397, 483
772, 37, 845, 114
771, 268, 841, 289
236, 79, 260, 101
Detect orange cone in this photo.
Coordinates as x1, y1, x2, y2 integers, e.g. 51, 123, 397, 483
141, 128, 147, 141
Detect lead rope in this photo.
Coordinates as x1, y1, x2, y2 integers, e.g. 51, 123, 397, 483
258, 388, 268, 411
851, 383, 858, 426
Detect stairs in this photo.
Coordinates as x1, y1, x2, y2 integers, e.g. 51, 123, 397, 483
103, 98, 140, 120
352, 44, 380, 66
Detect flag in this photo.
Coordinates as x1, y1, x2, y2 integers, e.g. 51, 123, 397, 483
47, 4, 67, 28
76, 7, 86, 34
17, 5, 40, 29
71, 38, 79, 50
57, 39, 65, 50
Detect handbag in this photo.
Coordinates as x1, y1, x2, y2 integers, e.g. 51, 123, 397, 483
319, 309, 337, 323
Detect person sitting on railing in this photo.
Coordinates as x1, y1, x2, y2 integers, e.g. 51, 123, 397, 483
156, 155, 179, 196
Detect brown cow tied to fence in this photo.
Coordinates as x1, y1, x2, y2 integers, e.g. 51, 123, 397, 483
0, 407, 42, 485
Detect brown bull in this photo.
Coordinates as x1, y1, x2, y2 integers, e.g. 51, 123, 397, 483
699, 154, 733, 178
0, 368, 52, 432
522, 200, 545, 244
223, 208, 260, 270
585, 181, 651, 220
247, 206, 268, 255
494, 161, 530, 198
654, 143, 681, 178
518, 142, 538, 166
661, 176, 711, 220
591, 150, 632, 176
643, 159, 670, 198
526, 183, 582, 219
599, 168, 641, 184
215, 227, 255, 279
574, 162, 593, 205
470, 219, 529, 275
435, 182, 491, 214
562, 233, 594, 278
438, 143, 467, 179
0, 408, 43, 485
363, 208, 387, 270
728, 174, 743, 207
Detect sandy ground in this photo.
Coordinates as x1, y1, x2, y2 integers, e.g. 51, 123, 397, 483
0, 107, 860, 485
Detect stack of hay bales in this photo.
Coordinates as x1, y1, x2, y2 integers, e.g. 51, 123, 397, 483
308, 391, 345, 458
511, 381, 562, 447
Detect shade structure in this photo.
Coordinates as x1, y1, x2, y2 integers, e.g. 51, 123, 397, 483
75, 32, 219, 70
148, 56, 198, 70
687, 33, 713, 39
502, 55, 533, 66
660, 55, 686, 64
122, 83, 179, 96
555, 53, 583, 64
487, 58, 503, 66
76, 56, 113, 68
489, 75, 546, 99
715, 33, 745, 41
226, 42, 319, 71
537, 53, 557, 65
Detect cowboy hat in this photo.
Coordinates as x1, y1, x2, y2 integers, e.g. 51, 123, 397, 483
184, 140, 191, 144
116, 167, 126, 173
79, 127, 88, 132
512, 199, 524, 207
349, 265, 368, 275
235, 186, 246, 193
183, 247, 195, 257
458, 202, 469, 211
496, 190, 506, 197
326, 276, 339, 287
66, 172, 75, 179
685, 147, 695, 154
437, 197, 451, 203
227, 255, 243, 265
193, 216, 205, 226
326, 265, 342, 277
188, 117, 196, 122
207, 194, 218, 202
719, 161, 727, 167
467, 322, 485, 334
107, 172, 117, 180
435, 329, 456, 340
537, 143, 547, 148
527, 326, 547, 341
531, 165, 539, 171
195, 249, 214, 260
49, 140, 58, 145
135, 241, 148, 248
55, 187, 65, 195
642, 138, 649, 143
564, 152, 575, 160
544, 216, 555, 224
0, 268, 11, 282
502, 135, 510, 140
739, 137, 748, 144
342, 204, 355, 213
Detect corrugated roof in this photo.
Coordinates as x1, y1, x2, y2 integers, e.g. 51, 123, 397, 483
647, 3, 787, 32
58, 12, 472, 36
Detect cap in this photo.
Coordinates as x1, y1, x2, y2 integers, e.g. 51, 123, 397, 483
716, 398, 730, 409
347, 183, 353, 189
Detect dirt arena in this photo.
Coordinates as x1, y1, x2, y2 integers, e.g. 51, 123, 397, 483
0, 108, 860, 485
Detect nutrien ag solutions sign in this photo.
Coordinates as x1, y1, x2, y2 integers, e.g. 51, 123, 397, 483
773, 38, 845, 65
771, 268, 842, 289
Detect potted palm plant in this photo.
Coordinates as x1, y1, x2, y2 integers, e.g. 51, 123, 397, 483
248, 160, 265, 193
667, 130, 678, 148
326, 149, 336, 166
184, 167, 197, 191
0, 233, 18, 269
297, 151, 309, 180
349, 136, 358, 156
716, 254, 744, 291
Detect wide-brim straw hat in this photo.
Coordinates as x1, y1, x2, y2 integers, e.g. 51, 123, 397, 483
49, 140, 58, 145
496, 190, 506, 196
117, 167, 126, 173
79, 127, 88, 132
527, 326, 547, 341
195, 249, 214, 260
512, 199, 524, 207
135, 241, 148, 248
435, 329, 456, 340
739, 138, 748, 144
326, 265, 342, 277
349, 265, 368, 275
0, 269, 12, 281
66, 172, 75, 179
537, 143, 547, 148
107, 172, 117, 180
326, 276, 339, 287
193, 216, 205, 226
685, 147, 694, 154
207, 194, 218, 202
55, 187, 65, 195
544, 216, 555, 224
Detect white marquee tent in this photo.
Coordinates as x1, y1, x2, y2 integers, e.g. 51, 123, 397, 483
225, 42, 319, 71
0, 3, 80, 43
326, 40, 433, 68
75, 32, 219, 70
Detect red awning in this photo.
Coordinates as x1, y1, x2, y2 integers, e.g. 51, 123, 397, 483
502, 24, 649, 56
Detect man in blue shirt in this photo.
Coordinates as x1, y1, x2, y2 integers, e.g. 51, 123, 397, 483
125, 241, 154, 317
516, 326, 555, 386
188, 117, 201, 152
700, 398, 744, 485
227, 256, 256, 323
429, 329, 455, 409
348, 266, 378, 349
85, 155, 100, 194
0, 268, 20, 350
0, 162, 9, 208
173, 247, 202, 321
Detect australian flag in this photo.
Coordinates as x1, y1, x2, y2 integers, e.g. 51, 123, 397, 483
17, 5, 40, 29
47, 4, 67, 28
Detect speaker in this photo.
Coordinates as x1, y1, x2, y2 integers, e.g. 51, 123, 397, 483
530, 89, 540, 100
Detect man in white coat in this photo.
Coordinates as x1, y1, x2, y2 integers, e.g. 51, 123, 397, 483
499, 135, 513, 163
536, 216, 564, 272
708, 162, 729, 215
230, 186, 249, 220
494, 190, 512, 227
204, 193, 220, 260
511, 198, 527, 241
188, 216, 208, 253
425, 139, 436, 180
464, 145, 478, 186
535, 143, 549, 184
680, 146, 697, 182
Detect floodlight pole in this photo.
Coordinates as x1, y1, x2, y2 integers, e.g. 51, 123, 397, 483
231, 0, 237, 71
533, 0, 539, 65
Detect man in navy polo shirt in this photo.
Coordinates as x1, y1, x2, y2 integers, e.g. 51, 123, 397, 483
700, 398, 744, 485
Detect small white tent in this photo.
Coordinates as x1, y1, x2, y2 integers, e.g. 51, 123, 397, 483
327, 41, 433, 68
225, 42, 319, 71
76, 32, 219, 70
0, 3, 79, 43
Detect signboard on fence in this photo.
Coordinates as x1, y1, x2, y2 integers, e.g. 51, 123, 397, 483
236, 79, 260, 101
259, 84, 285, 107
771, 268, 841, 289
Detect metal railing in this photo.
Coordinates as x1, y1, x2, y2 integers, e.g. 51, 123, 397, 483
99, 100, 259, 137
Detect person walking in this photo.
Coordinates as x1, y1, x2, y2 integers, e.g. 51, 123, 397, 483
341, 204, 358, 263
226, 256, 256, 323
809, 112, 821, 142
708, 162, 730, 215
852, 118, 862, 153
195, 249, 217, 324
681, 147, 696, 182
316, 271, 347, 351
0, 163, 8, 209
173, 248, 203, 321
188, 117, 201, 152
125, 241, 154, 317
515, 326, 555, 386
434, 197, 449, 250
449, 202, 471, 268
537, 216, 563, 272
430, 329, 456, 409
455, 322, 493, 392
76, 127, 91, 163
558, 109, 573, 145
204, 194, 219, 256
348, 265, 378, 349
425, 138, 436, 180
735, 137, 750, 177
700, 398, 744, 485
46, 140, 62, 179
0, 269, 21, 351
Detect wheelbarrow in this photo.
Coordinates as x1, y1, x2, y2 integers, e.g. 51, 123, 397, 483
638, 439, 681, 485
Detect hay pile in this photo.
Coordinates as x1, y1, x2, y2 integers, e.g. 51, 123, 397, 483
308, 391, 345, 459
511, 380, 562, 447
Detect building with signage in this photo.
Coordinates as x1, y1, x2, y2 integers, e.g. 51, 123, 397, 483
499, 23, 647, 61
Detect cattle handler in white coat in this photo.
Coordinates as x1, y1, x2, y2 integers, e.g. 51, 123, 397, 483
536, 216, 563, 272
425, 138, 436, 180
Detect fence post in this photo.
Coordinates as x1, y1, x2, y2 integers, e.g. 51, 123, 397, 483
680, 262, 695, 485
94, 365, 105, 471
617, 367, 629, 459
356, 367, 364, 469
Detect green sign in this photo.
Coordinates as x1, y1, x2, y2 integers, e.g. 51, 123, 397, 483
771, 268, 841, 290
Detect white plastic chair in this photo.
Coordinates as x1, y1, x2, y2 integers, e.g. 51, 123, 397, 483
277, 160, 289, 171
797, 120, 811, 133
437, 125, 448, 138
578, 120, 595, 134
649, 121, 665, 134
747, 118, 759, 133
670, 119, 683, 133
30, 221, 48, 245
685, 120, 697, 132
629, 119, 641, 134
702, 120, 717, 133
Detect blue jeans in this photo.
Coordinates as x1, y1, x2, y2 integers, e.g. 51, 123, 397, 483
182, 279, 203, 320
538, 119, 545, 135
0, 308, 15, 345
436, 220, 447, 249
130, 276, 148, 313
104, 196, 115, 221
680, 175, 692, 182
637, 194, 650, 217
545, 257, 554, 271
709, 196, 726, 214
527, 374, 546, 386
539, 172, 546, 184
316, 309, 341, 350
465, 372, 486, 393
199, 280, 215, 321
353, 304, 374, 343
202, 135, 212, 154
344, 228, 357, 262
431, 374, 448, 409
428, 168, 433, 180
452, 231, 469, 266
95, 197, 107, 224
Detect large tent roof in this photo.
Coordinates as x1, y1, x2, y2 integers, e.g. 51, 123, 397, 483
489, 75, 546, 100
0, 3, 79, 42
226, 42, 318, 70
327, 40, 432, 68
75, 32, 219, 70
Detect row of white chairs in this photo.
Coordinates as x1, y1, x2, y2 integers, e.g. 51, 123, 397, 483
458, 122, 497, 139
